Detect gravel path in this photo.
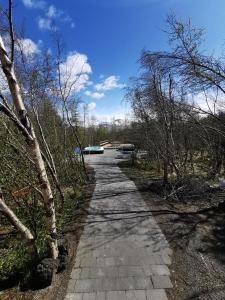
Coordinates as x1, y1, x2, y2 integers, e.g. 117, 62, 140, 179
64, 150, 173, 300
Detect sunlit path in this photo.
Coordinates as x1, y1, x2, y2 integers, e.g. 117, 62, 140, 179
65, 150, 173, 300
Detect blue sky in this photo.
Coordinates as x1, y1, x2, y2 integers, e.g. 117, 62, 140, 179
5, 0, 225, 122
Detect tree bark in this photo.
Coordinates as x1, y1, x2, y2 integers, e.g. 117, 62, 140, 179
0, 189, 34, 242
163, 159, 169, 185
34, 107, 65, 209
0, 35, 58, 259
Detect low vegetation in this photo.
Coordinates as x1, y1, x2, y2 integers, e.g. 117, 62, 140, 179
1, 0, 225, 298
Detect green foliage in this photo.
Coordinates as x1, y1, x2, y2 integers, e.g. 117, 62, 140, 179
0, 100, 86, 285
59, 186, 82, 229
0, 241, 31, 282
35, 231, 49, 259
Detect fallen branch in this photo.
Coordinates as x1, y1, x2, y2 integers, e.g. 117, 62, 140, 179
164, 185, 186, 200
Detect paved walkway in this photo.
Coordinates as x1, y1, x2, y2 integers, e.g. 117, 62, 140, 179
65, 150, 172, 300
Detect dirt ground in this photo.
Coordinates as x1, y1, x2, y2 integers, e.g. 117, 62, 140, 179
120, 163, 225, 300
0, 167, 95, 300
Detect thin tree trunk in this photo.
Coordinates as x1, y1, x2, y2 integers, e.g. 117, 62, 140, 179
64, 105, 88, 180
0, 191, 34, 241
163, 159, 169, 185
34, 107, 65, 209
0, 35, 58, 259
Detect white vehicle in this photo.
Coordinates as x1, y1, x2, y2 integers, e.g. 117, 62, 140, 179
83, 146, 104, 154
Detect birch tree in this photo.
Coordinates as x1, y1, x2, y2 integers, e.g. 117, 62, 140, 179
0, 2, 58, 259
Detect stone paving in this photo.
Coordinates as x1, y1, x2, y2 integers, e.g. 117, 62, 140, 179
65, 150, 173, 300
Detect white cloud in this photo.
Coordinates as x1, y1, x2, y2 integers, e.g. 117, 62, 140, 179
87, 102, 96, 111
0, 37, 39, 94
22, 0, 74, 29
60, 52, 92, 78
47, 5, 57, 18
189, 92, 225, 114
95, 75, 125, 92
47, 5, 63, 18
59, 52, 92, 97
91, 112, 132, 124
85, 91, 104, 99
61, 15, 75, 28
79, 103, 132, 125
1, 35, 40, 59
17, 38, 40, 56
80, 102, 97, 111
74, 74, 90, 91
38, 17, 53, 30
22, 0, 45, 9
35, 3, 74, 30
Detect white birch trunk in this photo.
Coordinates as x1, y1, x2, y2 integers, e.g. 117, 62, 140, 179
0, 35, 58, 259
0, 191, 34, 242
